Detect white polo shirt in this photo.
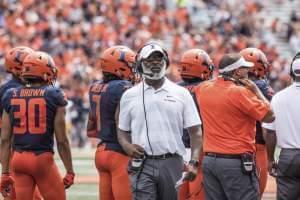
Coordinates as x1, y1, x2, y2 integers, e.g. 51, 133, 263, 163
118, 78, 201, 156
262, 82, 300, 148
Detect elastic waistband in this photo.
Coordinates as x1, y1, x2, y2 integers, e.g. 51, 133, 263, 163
97, 141, 126, 155
146, 153, 178, 160
205, 152, 241, 159
13, 148, 54, 156
13, 150, 54, 156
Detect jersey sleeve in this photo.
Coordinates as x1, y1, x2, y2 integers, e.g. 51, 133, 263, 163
234, 88, 270, 121
47, 87, 68, 107
114, 81, 132, 102
183, 89, 202, 128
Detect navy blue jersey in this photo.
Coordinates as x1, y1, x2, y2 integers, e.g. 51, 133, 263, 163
0, 78, 23, 130
178, 81, 201, 148
1, 85, 67, 154
254, 79, 274, 144
88, 79, 132, 153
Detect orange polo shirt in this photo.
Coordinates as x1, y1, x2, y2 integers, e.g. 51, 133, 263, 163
195, 78, 270, 154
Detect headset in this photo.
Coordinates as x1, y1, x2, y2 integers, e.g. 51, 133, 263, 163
135, 42, 170, 76
290, 52, 300, 79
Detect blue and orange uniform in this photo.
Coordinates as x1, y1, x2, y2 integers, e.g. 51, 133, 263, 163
178, 80, 205, 200
1, 86, 67, 200
177, 48, 214, 200
0, 78, 23, 200
88, 79, 132, 200
254, 79, 274, 196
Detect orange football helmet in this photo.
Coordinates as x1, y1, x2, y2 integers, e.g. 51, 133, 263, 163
22, 51, 57, 85
180, 49, 214, 80
100, 46, 136, 80
240, 48, 270, 78
5, 46, 34, 75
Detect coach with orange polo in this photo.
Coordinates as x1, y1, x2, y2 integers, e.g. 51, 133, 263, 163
194, 53, 275, 200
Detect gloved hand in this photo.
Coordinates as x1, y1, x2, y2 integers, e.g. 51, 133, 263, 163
63, 172, 75, 189
268, 160, 277, 177
1, 173, 15, 198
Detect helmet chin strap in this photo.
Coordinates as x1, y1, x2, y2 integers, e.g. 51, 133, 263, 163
142, 60, 166, 80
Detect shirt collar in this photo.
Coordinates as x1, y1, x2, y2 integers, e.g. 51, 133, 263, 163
143, 78, 172, 92
293, 82, 300, 88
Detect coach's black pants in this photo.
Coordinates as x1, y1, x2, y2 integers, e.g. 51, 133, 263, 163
277, 148, 300, 200
202, 155, 259, 200
129, 155, 183, 200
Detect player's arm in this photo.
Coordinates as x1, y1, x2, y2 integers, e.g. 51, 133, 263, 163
86, 111, 97, 138
54, 106, 75, 188
55, 107, 73, 172
264, 128, 277, 162
264, 128, 277, 176
1, 111, 12, 173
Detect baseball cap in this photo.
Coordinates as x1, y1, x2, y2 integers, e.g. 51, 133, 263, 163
219, 54, 254, 73
137, 43, 166, 60
291, 58, 300, 76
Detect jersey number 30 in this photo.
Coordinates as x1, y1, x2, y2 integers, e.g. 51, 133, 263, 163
11, 98, 46, 134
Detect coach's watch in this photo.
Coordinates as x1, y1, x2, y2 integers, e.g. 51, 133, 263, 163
188, 159, 199, 168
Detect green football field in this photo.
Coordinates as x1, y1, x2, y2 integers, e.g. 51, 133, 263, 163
62, 148, 276, 200
56, 148, 99, 200
2, 148, 276, 199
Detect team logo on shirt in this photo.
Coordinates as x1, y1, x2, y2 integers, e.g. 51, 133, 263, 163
164, 95, 176, 102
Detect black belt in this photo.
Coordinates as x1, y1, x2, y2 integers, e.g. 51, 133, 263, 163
205, 152, 241, 159
146, 153, 178, 159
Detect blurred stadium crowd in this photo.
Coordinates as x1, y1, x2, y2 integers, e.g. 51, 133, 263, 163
0, 0, 299, 148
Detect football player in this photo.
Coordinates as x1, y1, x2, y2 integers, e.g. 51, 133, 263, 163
0, 46, 44, 200
0, 51, 75, 200
86, 46, 135, 200
178, 49, 214, 200
240, 47, 274, 198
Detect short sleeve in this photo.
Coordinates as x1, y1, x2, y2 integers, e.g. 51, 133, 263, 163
118, 90, 132, 132
114, 81, 132, 103
183, 89, 201, 128
235, 88, 270, 121
262, 122, 275, 131
47, 87, 68, 107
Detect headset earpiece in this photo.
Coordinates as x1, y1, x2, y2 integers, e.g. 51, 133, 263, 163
290, 52, 300, 79
135, 45, 144, 74
162, 49, 170, 67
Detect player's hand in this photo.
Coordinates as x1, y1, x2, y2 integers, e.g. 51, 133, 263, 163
63, 172, 75, 189
184, 164, 198, 182
0, 173, 15, 198
268, 160, 277, 177
239, 78, 259, 93
124, 144, 145, 159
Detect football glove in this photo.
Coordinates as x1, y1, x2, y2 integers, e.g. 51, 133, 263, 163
1, 173, 15, 198
63, 172, 75, 189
